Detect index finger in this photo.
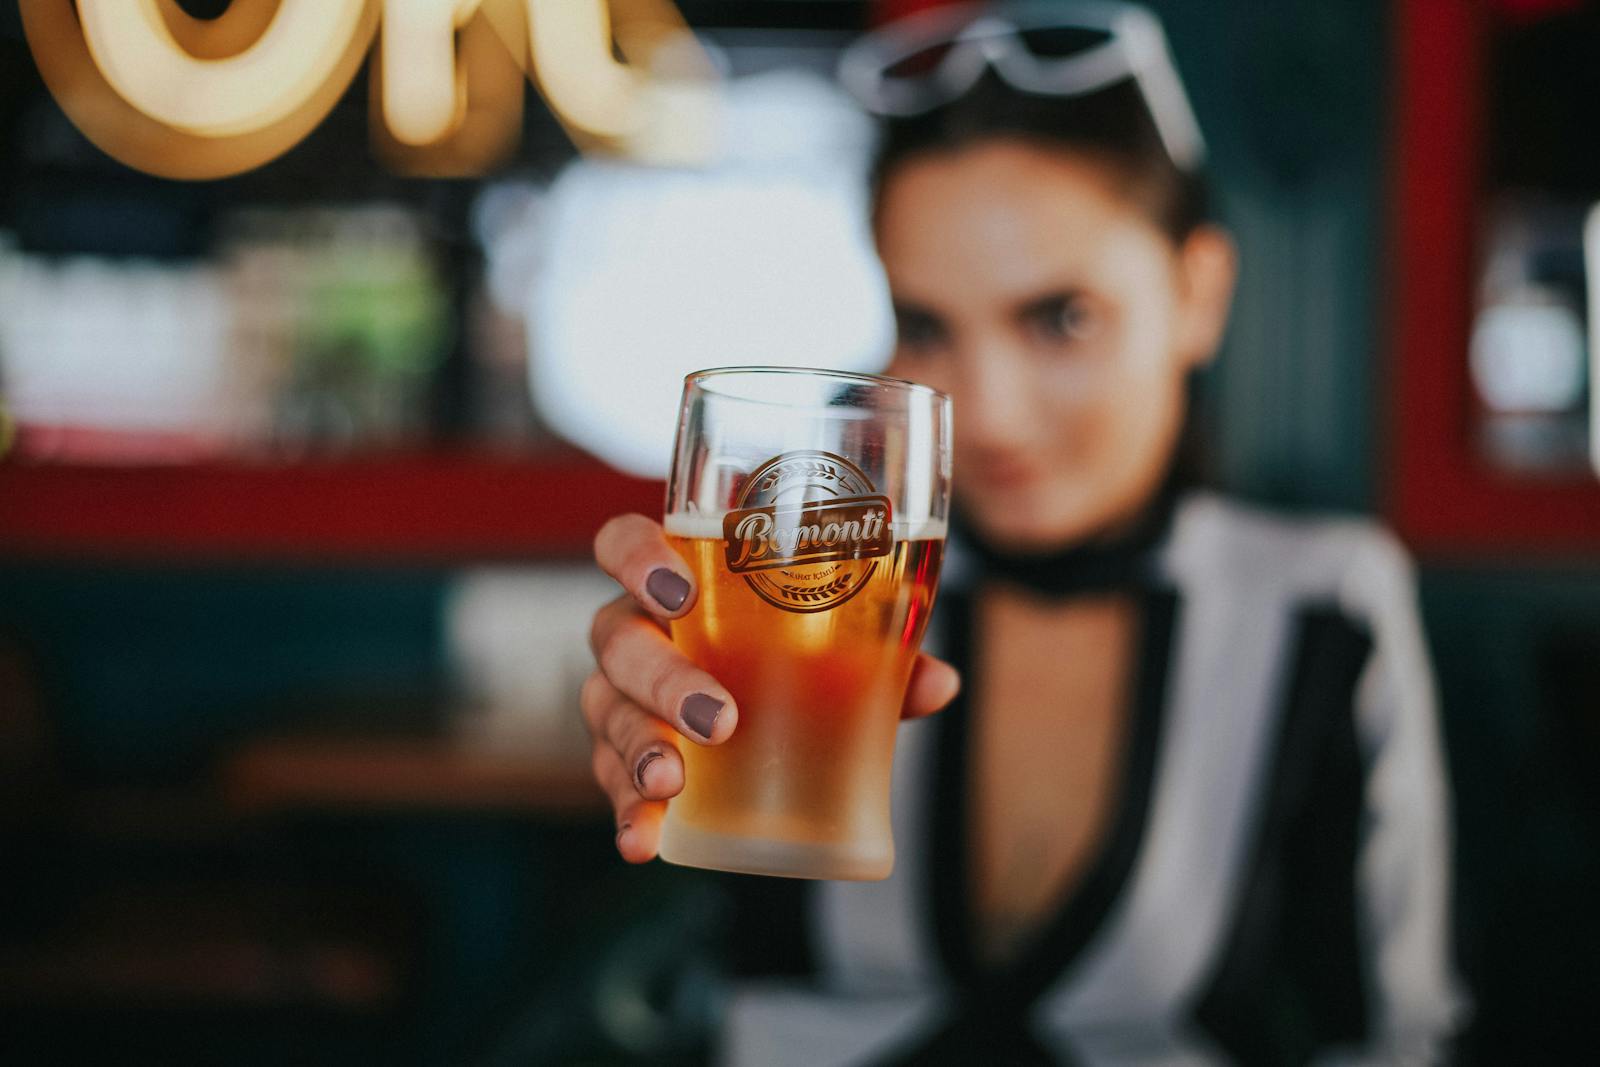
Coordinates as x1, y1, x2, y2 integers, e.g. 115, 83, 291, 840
594, 513, 697, 621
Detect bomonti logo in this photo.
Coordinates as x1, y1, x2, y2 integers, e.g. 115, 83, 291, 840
722, 450, 894, 614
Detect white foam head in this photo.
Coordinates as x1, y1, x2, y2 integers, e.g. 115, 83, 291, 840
664, 511, 946, 541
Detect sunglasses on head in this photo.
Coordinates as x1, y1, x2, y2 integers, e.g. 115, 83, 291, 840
838, 1, 1206, 172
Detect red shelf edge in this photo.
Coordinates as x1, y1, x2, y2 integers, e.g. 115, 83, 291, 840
0, 452, 665, 563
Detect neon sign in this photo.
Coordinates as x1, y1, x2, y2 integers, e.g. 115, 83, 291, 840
18, 0, 718, 179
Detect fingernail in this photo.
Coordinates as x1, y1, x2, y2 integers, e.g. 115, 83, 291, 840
616, 822, 632, 850
646, 568, 690, 612
634, 750, 664, 791
681, 693, 723, 739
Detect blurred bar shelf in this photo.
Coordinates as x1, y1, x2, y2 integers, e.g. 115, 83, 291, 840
221, 736, 605, 816
0, 450, 663, 562
1389, 0, 1600, 557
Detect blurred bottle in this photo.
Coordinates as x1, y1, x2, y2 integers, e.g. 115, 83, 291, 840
0, 233, 234, 463
1471, 198, 1592, 477
219, 204, 451, 456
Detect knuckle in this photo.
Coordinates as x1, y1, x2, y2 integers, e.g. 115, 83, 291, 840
594, 513, 652, 569
592, 627, 634, 682
610, 704, 651, 764
621, 537, 664, 583
579, 673, 609, 733
627, 728, 659, 765
592, 514, 628, 562
646, 654, 684, 720
600, 696, 631, 750
579, 669, 608, 712
588, 597, 630, 659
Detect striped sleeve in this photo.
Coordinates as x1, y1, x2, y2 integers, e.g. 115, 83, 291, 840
1323, 528, 1470, 1065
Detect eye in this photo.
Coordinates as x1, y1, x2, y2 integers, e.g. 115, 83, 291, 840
893, 305, 949, 355
1020, 293, 1094, 347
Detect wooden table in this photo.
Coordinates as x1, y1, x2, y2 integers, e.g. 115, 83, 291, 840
220, 736, 606, 816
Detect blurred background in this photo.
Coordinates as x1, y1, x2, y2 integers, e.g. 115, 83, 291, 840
1, 0, 1598, 1063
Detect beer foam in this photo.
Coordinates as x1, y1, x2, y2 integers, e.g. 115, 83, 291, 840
664, 512, 948, 541
662, 512, 726, 539
895, 518, 949, 541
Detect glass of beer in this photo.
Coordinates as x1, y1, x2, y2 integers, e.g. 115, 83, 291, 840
658, 367, 951, 881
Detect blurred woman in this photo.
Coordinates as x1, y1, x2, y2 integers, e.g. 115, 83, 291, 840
580, 3, 1464, 1063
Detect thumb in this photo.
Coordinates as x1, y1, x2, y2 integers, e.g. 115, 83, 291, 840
901, 653, 960, 720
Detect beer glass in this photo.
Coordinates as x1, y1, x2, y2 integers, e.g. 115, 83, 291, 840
659, 367, 952, 880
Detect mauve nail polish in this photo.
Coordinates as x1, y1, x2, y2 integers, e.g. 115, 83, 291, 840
646, 568, 690, 612
680, 693, 723, 739
634, 750, 664, 790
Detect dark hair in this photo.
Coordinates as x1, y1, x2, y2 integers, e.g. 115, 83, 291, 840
869, 72, 1212, 245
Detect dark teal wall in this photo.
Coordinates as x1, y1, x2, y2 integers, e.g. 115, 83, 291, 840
1155, 0, 1388, 511
0, 564, 450, 779
1420, 566, 1600, 1056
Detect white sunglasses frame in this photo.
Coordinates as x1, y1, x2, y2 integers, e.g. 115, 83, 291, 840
838, 0, 1206, 172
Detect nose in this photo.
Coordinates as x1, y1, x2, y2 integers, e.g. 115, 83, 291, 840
954, 344, 1033, 456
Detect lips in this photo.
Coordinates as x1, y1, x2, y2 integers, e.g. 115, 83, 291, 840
970, 459, 1038, 490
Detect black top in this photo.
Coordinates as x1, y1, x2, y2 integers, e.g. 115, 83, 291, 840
878, 584, 1178, 1066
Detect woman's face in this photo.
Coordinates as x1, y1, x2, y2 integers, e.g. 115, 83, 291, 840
877, 139, 1235, 552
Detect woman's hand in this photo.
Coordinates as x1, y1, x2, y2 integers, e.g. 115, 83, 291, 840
584, 513, 961, 864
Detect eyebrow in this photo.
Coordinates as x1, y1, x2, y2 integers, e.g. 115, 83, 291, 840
1009, 288, 1085, 321
890, 287, 1087, 329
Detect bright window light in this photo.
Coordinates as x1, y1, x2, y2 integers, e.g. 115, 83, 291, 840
521, 70, 894, 478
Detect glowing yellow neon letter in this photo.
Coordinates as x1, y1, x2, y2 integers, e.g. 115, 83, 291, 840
381, 0, 486, 146
77, 0, 367, 138
525, 0, 644, 139
24, 0, 714, 178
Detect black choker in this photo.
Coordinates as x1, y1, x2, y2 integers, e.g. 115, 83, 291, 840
948, 475, 1184, 599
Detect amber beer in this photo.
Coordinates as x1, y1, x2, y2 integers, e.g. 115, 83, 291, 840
660, 515, 945, 881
